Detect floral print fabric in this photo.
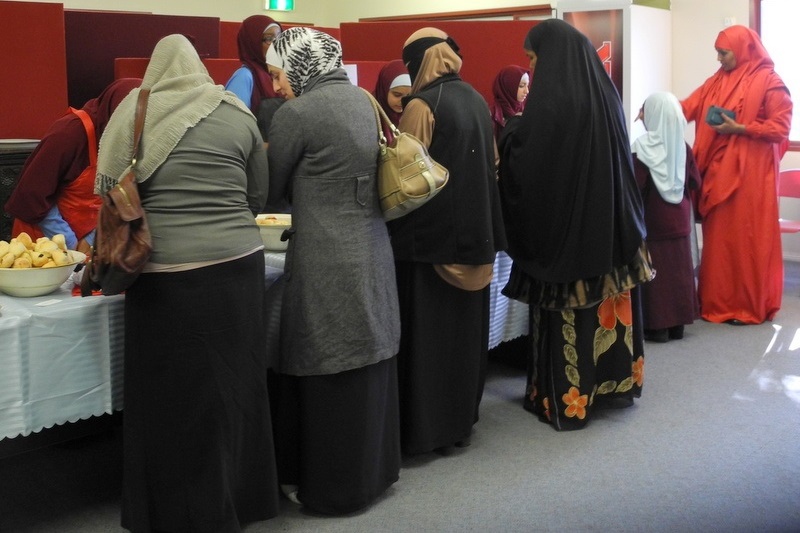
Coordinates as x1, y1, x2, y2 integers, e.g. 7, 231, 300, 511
524, 289, 645, 431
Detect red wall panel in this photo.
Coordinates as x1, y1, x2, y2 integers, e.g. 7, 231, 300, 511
219, 21, 240, 59
0, 1, 68, 139
316, 27, 341, 41
340, 21, 535, 105
219, 21, 339, 61
64, 11, 220, 108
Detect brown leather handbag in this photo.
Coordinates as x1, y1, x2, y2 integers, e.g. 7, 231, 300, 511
81, 89, 152, 296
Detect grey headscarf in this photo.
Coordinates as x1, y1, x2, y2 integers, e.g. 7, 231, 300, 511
265, 27, 343, 97
96, 34, 250, 195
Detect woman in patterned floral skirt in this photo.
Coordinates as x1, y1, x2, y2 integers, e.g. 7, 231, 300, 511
498, 19, 654, 430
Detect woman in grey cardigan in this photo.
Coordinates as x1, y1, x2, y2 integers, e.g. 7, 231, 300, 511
265, 27, 401, 515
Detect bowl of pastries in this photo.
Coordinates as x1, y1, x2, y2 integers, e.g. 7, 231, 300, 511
256, 214, 292, 252
0, 232, 86, 297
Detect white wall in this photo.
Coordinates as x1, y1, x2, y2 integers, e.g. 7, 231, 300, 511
670, 0, 749, 100
628, 5, 672, 139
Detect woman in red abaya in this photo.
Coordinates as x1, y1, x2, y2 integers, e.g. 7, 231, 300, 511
681, 25, 792, 325
4, 78, 140, 255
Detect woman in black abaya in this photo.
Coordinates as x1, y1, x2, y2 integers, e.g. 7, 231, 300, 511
498, 19, 654, 431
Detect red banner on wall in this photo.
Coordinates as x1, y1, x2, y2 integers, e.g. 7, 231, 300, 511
563, 10, 624, 98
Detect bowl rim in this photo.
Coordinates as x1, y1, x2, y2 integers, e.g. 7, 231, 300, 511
256, 213, 292, 227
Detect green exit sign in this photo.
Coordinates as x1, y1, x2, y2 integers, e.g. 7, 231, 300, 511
267, 0, 294, 10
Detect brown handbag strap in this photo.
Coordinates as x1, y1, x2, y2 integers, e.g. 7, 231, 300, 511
131, 89, 150, 168
360, 87, 400, 146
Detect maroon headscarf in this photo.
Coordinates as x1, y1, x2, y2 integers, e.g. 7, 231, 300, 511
5, 77, 141, 223
491, 65, 529, 139
237, 15, 281, 111
374, 60, 410, 125
84, 77, 143, 140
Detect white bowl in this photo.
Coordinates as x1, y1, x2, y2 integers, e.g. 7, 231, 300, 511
0, 250, 86, 297
256, 214, 292, 252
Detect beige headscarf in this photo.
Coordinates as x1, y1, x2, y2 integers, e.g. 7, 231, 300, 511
402, 27, 463, 93
96, 34, 252, 195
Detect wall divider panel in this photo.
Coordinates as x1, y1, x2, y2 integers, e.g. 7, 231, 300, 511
0, 1, 68, 139
339, 20, 538, 105
64, 11, 220, 108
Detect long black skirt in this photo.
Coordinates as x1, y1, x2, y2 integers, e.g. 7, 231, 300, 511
121, 252, 279, 532
274, 357, 401, 515
394, 261, 490, 454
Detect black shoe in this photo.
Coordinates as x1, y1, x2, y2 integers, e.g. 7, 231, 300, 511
668, 325, 684, 340
644, 328, 668, 343
726, 319, 747, 326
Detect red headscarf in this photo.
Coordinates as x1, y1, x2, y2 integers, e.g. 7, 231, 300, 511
689, 25, 788, 211
490, 65, 529, 138
237, 15, 281, 111
373, 59, 410, 142
709, 26, 776, 124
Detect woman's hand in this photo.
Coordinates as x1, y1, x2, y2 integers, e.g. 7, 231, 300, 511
714, 114, 746, 135
76, 238, 92, 256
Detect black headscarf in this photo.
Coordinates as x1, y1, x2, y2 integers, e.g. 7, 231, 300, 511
402, 35, 461, 83
499, 19, 645, 284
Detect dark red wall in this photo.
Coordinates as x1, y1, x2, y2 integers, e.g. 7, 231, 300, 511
219, 22, 342, 61
0, 1, 68, 139
339, 20, 536, 105
0, 5, 536, 140
64, 11, 220, 108
219, 21, 240, 59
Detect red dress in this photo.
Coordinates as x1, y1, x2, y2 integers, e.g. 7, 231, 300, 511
681, 25, 792, 324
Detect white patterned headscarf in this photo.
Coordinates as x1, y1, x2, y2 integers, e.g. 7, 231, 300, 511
266, 27, 343, 97
632, 92, 688, 204
96, 34, 251, 194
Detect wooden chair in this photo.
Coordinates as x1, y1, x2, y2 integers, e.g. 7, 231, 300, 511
779, 169, 800, 234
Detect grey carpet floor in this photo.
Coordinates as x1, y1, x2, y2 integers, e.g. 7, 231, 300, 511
2, 268, 800, 533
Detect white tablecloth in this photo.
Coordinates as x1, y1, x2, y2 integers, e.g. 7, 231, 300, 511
0, 252, 288, 442
0, 250, 523, 441
488, 252, 529, 349
0, 283, 125, 441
